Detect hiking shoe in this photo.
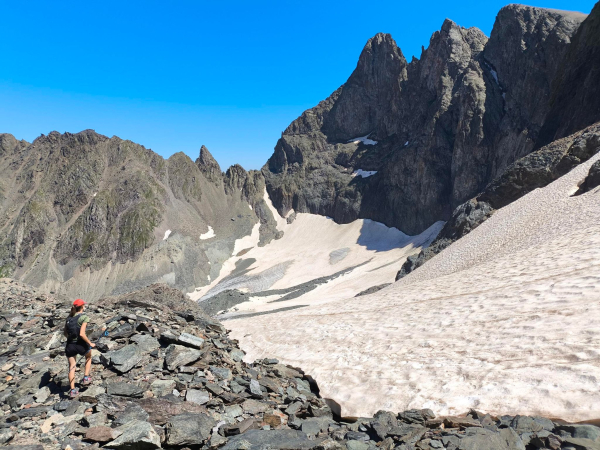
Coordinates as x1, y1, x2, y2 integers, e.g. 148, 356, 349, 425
82, 376, 92, 386
69, 388, 79, 398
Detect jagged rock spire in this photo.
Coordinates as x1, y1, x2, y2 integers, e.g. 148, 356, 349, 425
195, 145, 222, 183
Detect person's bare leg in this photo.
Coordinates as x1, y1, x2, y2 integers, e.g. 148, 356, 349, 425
68, 356, 76, 390
84, 351, 92, 377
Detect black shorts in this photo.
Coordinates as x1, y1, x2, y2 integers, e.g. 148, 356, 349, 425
65, 342, 90, 358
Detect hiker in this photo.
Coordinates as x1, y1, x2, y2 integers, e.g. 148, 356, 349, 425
64, 298, 95, 398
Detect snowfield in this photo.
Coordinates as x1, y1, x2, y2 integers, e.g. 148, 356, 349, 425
222, 152, 600, 422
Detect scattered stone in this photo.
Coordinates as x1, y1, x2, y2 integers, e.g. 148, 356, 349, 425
85, 426, 123, 443
1, 281, 598, 450
105, 419, 161, 449
186, 389, 210, 405
108, 344, 144, 373
249, 379, 263, 398
164, 344, 202, 371
166, 412, 216, 445
150, 379, 176, 397
177, 332, 205, 349
106, 381, 145, 398
210, 366, 232, 380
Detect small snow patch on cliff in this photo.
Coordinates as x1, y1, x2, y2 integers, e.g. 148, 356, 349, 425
348, 135, 378, 145
163, 230, 172, 240
353, 169, 377, 178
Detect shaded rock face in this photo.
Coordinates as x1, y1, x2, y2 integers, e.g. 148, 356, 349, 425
397, 121, 600, 279
539, 1, 600, 145
2, 278, 599, 449
0, 131, 279, 300
263, 5, 589, 235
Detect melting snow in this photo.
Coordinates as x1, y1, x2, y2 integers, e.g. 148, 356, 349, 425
348, 135, 378, 145
484, 60, 500, 86
404, 141, 409, 146
353, 169, 377, 178
200, 225, 215, 240
225, 153, 600, 422
490, 68, 499, 84
163, 230, 171, 240
249, 204, 253, 210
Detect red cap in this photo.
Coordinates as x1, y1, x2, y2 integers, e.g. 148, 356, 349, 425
73, 299, 86, 307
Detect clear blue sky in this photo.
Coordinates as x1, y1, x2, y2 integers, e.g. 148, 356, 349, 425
0, 0, 595, 170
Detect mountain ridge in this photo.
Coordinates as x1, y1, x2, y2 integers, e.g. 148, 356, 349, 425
262, 3, 588, 235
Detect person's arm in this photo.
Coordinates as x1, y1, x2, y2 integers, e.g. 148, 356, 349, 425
79, 322, 95, 348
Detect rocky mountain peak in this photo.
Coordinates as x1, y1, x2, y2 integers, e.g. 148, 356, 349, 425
322, 33, 407, 141
195, 144, 222, 183
0, 133, 24, 156
263, 2, 594, 236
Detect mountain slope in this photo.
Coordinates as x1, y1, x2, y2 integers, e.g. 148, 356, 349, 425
0, 130, 279, 300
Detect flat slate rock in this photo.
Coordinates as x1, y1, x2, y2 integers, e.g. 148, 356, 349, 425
104, 419, 161, 449
164, 344, 202, 371
106, 381, 145, 398
108, 344, 144, 373
457, 428, 526, 450
166, 412, 216, 445
222, 429, 325, 450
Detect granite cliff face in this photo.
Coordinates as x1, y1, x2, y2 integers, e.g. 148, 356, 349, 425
0, 131, 279, 300
263, 4, 589, 235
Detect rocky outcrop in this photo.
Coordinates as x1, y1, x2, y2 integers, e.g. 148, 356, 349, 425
0, 131, 280, 300
574, 159, 600, 195
195, 145, 222, 184
263, 5, 588, 235
2, 278, 599, 449
398, 121, 600, 279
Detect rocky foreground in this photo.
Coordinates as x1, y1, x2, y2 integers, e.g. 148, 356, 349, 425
1, 279, 599, 450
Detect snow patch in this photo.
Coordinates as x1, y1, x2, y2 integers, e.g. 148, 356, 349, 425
233, 223, 260, 256
483, 60, 500, 86
348, 134, 378, 145
249, 204, 253, 210
490, 68, 499, 84
163, 230, 172, 240
263, 188, 289, 232
352, 169, 377, 178
200, 226, 215, 240
404, 141, 409, 146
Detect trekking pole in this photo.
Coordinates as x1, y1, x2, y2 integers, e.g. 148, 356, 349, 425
75, 329, 109, 366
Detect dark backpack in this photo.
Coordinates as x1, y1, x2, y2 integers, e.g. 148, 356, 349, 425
66, 314, 82, 342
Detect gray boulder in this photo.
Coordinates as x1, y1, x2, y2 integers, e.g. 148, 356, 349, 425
108, 344, 144, 373
166, 412, 216, 446
221, 429, 324, 450
164, 344, 202, 371
104, 419, 161, 449
106, 382, 145, 398
177, 332, 204, 349
458, 428, 525, 450
186, 389, 210, 405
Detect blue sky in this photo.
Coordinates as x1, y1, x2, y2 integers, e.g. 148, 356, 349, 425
0, 1, 595, 170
